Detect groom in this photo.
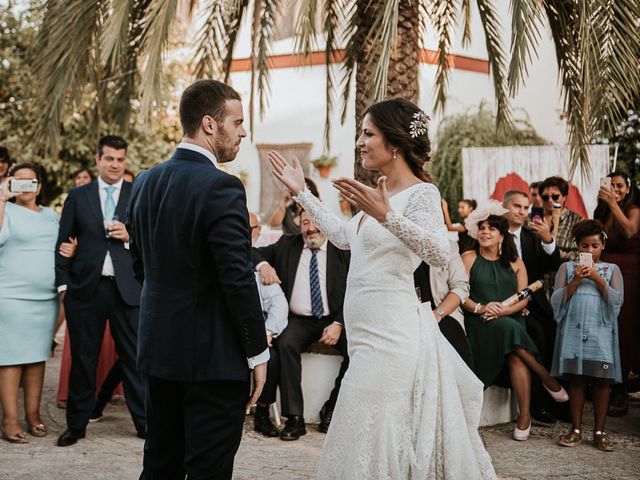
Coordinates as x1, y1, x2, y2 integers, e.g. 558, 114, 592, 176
128, 80, 269, 479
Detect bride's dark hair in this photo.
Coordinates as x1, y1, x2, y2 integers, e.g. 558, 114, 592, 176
364, 98, 432, 182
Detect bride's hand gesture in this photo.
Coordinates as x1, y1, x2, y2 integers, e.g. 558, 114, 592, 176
332, 176, 391, 222
268, 151, 306, 195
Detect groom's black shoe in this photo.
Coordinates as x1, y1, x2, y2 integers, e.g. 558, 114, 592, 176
254, 405, 279, 437
280, 416, 306, 441
57, 429, 86, 447
318, 402, 335, 433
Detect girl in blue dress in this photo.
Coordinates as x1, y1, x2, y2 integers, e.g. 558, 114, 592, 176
551, 220, 623, 451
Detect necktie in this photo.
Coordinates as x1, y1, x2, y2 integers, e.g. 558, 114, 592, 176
511, 233, 521, 258
104, 186, 116, 220
309, 249, 324, 319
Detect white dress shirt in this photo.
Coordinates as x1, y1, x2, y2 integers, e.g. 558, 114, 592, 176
509, 226, 556, 259
98, 177, 124, 277
177, 141, 218, 166
289, 239, 330, 317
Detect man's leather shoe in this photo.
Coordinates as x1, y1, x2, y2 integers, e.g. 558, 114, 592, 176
280, 416, 306, 441
57, 429, 85, 447
318, 403, 334, 433
254, 407, 279, 437
532, 408, 556, 425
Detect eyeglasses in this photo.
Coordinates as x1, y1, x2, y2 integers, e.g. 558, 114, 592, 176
541, 194, 561, 202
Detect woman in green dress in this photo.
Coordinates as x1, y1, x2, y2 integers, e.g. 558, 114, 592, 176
461, 202, 568, 441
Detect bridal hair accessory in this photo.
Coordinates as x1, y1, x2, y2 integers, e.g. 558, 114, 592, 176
409, 111, 431, 138
464, 200, 510, 239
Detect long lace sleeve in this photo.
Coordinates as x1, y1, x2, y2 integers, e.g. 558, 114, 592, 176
602, 264, 624, 326
293, 187, 350, 249
380, 183, 450, 267
550, 263, 570, 323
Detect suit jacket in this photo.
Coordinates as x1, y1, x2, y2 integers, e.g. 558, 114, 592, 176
519, 226, 561, 322
127, 148, 268, 382
55, 180, 141, 306
252, 234, 350, 325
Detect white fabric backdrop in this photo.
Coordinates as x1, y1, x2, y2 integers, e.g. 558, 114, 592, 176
461, 145, 611, 218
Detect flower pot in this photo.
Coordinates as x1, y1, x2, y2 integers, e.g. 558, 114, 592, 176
317, 165, 332, 178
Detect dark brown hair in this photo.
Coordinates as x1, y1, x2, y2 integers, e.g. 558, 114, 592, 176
593, 171, 640, 225
71, 167, 95, 182
9, 162, 43, 184
97, 135, 128, 157
475, 214, 518, 266
364, 98, 432, 182
538, 176, 569, 197
179, 80, 241, 137
572, 219, 606, 244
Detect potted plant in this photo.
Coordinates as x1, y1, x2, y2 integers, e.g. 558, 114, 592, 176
311, 154, 338, 178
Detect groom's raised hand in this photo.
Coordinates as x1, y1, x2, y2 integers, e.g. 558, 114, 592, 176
247, 362, 267, 410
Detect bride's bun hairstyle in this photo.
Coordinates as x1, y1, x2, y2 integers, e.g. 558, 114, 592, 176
365, 98, 432, 182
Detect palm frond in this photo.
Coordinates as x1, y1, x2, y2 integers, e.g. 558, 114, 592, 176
138, 0, 178, 115
460, 0, 472, 47
319, 0, 347, 150
295, 0, 319, 56
192, 0, 228, 78
32, 0, 102, 151
507, 0, 543, 96
222, 0, 250, 82
365, 0, 400, 102
338, 0, 358, 124
429, 0, 458, 116
101, 0, 134, 70
475, 0, 512, 133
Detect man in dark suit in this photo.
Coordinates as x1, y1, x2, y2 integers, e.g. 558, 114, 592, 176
503, 189, 562, 423
127, 80, 268, 480
55, 135, 145, 446
253, 209, 350, 440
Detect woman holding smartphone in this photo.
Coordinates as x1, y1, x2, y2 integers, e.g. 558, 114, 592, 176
0, 163, 60, 443
594, 171, 640, 416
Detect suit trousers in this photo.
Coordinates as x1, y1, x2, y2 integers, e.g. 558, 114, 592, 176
64, 277, 145, 433
258, 346, 279, 405
140, 376, 249, 480
277, 314, 349, 417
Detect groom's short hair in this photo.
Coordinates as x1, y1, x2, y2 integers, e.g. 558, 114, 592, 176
179, 80, 241, 137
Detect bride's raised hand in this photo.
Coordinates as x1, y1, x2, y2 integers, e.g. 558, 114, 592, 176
268, 151, 306, 195
332, 176, 391, 222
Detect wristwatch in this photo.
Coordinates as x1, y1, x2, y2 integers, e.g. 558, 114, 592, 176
435, 307, 445, 318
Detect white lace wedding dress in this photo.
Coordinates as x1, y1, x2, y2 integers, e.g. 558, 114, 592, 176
294, 182, 496, 479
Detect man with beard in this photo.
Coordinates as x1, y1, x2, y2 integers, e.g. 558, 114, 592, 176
128, 79, 268, 479
253, 209, 350, 440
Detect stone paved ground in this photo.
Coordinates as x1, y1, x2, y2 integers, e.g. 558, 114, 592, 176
1, 350, 639, 480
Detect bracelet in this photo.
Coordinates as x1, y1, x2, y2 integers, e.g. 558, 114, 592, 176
473, 303, 482, 314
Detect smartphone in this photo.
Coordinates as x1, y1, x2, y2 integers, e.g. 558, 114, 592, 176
579, 252, 593, 268
530, 206, 544, 222
10, 179, 38, 193
600, 177, 611, 189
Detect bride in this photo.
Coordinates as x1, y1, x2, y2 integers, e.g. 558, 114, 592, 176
269, 98, 495, 479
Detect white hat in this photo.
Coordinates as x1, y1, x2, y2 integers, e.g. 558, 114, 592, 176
464, 200, 510, 239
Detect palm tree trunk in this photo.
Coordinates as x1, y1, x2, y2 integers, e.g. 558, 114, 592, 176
353, 0, 420, 186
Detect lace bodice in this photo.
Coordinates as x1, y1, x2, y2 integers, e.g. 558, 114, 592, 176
294, 182, 451, 268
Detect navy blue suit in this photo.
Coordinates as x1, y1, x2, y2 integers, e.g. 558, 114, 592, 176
128, 147, 268, 480
55, 180, 145, 434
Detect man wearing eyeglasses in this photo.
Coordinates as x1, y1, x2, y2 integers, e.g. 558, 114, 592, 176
538, 176, 583, 298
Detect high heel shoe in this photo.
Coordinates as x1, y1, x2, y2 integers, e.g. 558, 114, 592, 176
544, 383, 569, 402
513, 422, 531, 441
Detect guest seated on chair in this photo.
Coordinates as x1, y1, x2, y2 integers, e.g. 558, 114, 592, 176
461, 201, 568, 441
253, 209, 350, 440
413, 240, 473, 367
249, 212, 289, 437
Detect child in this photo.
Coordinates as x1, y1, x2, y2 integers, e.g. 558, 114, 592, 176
550, 220, 623, 451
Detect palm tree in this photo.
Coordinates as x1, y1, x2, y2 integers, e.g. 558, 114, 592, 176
32, 0, 640, 183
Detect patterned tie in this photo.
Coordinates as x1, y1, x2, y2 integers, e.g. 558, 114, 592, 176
309, 248, 324, 319
104, 186, 116, 220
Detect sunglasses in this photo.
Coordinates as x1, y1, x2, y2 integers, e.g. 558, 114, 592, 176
541, 194, 561, 202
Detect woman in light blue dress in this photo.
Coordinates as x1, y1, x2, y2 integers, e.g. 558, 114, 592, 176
0, 163, 59, 443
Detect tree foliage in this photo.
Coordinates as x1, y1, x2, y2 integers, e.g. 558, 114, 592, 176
595, 103, 640, 186
0, 1, 182, 206
432, 104, 547, 222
